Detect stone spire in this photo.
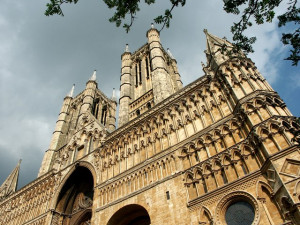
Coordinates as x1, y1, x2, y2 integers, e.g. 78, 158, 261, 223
111, 88, 117, 102
0, 160, 21, 200
125, 44, 130, 53
67, 84, 75, 98
90, 70, 97, 81
204, 29, 234, 68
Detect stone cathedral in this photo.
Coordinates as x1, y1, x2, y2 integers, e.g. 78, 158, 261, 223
1, 26, 300, 225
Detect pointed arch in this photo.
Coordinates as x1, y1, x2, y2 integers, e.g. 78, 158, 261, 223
51, 164, 95, 225
185, 173, 198, 200
199, 206, 213, 225
107, 204, 150, 225
222, 154, 238, 182
256, 180, 284, 224
241, 145, 259, 171
293, 181, 300, 201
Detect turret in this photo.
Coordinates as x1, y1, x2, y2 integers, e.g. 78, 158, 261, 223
119, 44, 132, 127
167, 48, 183, 90
79, 70, 98, 121
38, 84, 75, 176
147, 24, 174, 103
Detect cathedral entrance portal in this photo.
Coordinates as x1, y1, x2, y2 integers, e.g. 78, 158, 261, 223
54, 166, 94, 225
107, 204, 151, 225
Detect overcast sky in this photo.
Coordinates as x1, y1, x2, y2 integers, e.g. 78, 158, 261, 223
0, 0, 299, 189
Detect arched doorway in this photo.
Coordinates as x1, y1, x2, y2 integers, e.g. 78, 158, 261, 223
107, 204, 151, 225
55, 166, 94, 225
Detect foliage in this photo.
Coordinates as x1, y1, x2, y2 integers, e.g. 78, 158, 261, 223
223, 0, 299, 65
45, 0, 299, 65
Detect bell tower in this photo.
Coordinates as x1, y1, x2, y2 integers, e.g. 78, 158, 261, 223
38, 71, 117, 177
118, 25, 183, 127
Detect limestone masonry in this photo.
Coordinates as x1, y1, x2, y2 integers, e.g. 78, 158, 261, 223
1, 27, 300, 225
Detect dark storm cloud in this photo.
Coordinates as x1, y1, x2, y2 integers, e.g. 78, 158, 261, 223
0, 0, 298, 189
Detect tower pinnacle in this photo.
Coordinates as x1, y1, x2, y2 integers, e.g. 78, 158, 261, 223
67, 84, 75, 97
90, 70, 97, 81
112, 88, 117, 102
0, 160, 21, 200
125, 44, 130, 53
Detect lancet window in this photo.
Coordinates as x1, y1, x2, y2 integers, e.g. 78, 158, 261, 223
145, 57, 150, 79
101, 105, 107, 125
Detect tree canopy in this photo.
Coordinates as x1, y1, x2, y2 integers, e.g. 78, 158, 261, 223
45, 0, 299, 66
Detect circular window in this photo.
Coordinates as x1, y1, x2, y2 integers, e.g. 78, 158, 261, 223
225, 201, 255, 225
215, 191, 260, 225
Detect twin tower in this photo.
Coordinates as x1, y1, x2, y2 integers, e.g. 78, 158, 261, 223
38, 26, 182, 176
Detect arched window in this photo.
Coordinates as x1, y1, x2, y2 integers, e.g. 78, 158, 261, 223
139, 60, 142, 84
145, 57, 150, 79
147, 102, 151, 109
195, 153, 200, 162
101, 105, 107, 125
221, 168, 228, 184
92, 98, 100, 118
135, 64, 138, 87
225, 201, 255, 225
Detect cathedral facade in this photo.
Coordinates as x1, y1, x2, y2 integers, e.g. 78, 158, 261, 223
0, 27, 300, 225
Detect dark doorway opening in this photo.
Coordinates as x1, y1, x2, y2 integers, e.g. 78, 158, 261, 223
107, 204, 151, 225
55, 166, 94, 225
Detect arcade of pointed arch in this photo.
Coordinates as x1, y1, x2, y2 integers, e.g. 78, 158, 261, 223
59, 69, 297, 197
216, 58, 275, 101
94, 80, 235, 180
182, 116, 297, 201
52, 127, 107, 172
243, 94, 291, 126
97, 154, 177, 208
